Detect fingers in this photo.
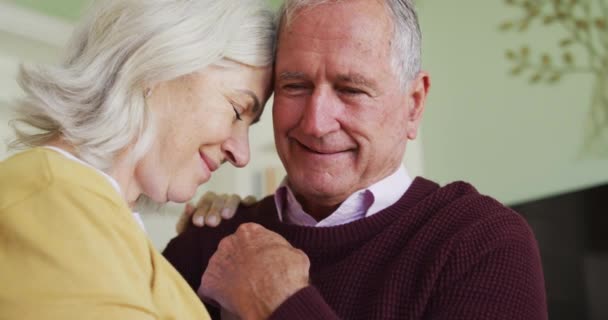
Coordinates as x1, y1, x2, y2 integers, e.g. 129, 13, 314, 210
175, 202, 195, 234
206, 194, 228, 227
241, 195, 258, 206
201, 221, 310, 318
192, 192, 217, 227
234, 223, 288, 246
190, 192, 257, 228
221, 194, 241, 220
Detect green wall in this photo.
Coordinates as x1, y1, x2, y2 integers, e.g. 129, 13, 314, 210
9, 0, 606, 204
418, 0, 608, 204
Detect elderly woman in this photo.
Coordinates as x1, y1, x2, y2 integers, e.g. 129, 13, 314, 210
0, 0, 274, 319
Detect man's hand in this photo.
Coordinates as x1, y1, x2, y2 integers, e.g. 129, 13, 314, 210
175, 192, 257, 233
199, 223, 310, 319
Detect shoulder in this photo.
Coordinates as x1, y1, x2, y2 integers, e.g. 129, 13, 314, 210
414, 180, 547, 319
435, 180, 531, 238
0, 164, 154, 318
404, 178, 535, 257
0, 148, 124, 211
0, 148, 143, 273
163, 195, 277, 289
416, 178, 524, 227
417, 180, 538, 267
165, 194, 277, 252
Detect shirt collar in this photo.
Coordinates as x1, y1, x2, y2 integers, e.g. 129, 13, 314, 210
43, 146, 146, 232
274, 165, 411, 227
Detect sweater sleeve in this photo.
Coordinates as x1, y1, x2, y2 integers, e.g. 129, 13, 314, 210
0, 185, 157, 320
425, 210, 548, 320
163, 225, 222, 319
269, 286, 340, 320
163, 225, 206, 290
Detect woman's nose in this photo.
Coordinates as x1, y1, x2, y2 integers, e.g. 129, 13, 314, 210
221, 127, 250, 168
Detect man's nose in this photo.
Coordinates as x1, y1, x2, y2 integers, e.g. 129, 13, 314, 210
221, 126, 250, 168
298, 88, 340, 138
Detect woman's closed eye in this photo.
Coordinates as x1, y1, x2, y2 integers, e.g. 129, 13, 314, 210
231, 103, 242, 121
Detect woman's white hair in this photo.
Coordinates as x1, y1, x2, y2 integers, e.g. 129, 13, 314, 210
10, 0, 275, 171
277, 0, 421, 88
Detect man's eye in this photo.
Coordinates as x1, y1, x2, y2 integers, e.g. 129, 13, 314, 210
283, 83, 307, 91
340, 87, 365, 95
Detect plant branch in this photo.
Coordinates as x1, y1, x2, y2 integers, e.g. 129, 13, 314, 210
550, 1, 603, 70
595, 0, 608, 52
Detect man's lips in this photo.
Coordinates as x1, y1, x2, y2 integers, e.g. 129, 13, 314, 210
293, 139, 354, 155
199, 151, 219, 172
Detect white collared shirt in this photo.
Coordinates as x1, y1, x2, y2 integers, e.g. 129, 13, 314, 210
274, 166, 412, 227
43, 146, 146, 232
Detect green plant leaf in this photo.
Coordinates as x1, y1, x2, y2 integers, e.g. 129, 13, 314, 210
499, 21, 514, 31
510, 66, 525, 75
559, 38, 574, 47
506, 50, 517, 60
576, 20, 589, 30
547, 73, 561, 83
529, 73, 543, 83
555, 12, 568, 20
562, 52, 574, 65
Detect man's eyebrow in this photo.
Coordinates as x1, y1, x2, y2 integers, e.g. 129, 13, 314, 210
278, 71, 307, 81
336, 73, 378, 90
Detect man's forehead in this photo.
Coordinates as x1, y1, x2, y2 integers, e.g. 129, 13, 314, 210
279, 0, 392, 42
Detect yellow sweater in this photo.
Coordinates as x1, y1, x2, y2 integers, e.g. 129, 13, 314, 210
0, 148, 210, 320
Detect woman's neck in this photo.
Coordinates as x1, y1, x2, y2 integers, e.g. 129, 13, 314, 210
109, 155, 143, 208
46, 139, 142, 208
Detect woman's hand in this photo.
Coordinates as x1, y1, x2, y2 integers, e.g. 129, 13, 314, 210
175, 192, 257, 233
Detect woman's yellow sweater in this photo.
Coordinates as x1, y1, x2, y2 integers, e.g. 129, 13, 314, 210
0, 148, 210, 319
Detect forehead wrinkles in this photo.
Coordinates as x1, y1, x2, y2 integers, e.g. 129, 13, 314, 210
280, 2, 393, 59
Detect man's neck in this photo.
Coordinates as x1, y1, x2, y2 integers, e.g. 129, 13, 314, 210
293, 193, 343, 222
284, 165, 408, 223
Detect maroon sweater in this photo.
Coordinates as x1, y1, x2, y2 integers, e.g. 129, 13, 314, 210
163, 177, 548, 319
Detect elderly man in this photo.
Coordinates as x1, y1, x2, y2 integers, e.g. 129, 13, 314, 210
163, 0, 548, 319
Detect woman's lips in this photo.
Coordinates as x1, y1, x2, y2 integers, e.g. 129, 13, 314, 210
199, 151, 219, 172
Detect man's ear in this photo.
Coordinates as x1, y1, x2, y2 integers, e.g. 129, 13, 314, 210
405, 71, 430, 140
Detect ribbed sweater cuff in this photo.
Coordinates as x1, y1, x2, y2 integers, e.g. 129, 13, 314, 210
268, 286, 339, 320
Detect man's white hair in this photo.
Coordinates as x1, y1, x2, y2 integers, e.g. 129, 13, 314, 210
277, 0, 421, 87
10, 0, 275, 171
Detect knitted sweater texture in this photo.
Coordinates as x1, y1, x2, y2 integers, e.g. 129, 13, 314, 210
163, 177, 548, 319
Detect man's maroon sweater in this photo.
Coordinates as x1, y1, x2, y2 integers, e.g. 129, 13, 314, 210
163, 177, 548, 319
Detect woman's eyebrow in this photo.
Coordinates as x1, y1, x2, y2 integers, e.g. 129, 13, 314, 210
237, 89, 261, 114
